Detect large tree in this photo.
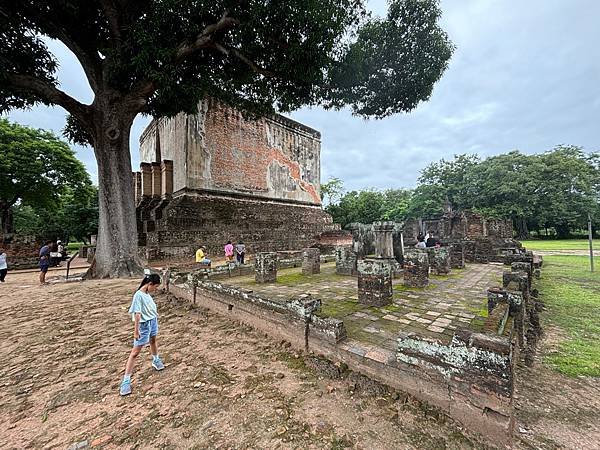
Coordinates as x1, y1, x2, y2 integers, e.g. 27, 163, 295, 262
0, 0, 453, 277
407, 153, 480, 218
533, 146, 600, 238
0, 118, 89, 234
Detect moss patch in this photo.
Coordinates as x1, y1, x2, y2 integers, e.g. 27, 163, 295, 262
318, 300, 364, 318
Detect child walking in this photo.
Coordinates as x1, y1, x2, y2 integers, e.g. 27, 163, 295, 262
119, 273, 165, 396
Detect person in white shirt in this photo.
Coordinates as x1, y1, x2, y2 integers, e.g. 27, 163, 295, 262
415, 241, 426, 249
0, 248, 7, 282
119, 273, 165, 396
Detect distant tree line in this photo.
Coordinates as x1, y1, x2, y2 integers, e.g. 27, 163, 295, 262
0, 119, 98, 243
322, 145, 600, 238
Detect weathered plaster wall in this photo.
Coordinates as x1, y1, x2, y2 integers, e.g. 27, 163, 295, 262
139, 99, 321, 205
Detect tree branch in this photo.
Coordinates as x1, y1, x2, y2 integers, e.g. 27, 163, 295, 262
127, 12, 241, 109
175, 12, 240, 62
213, 43, 276, 78
6, 74, 92, 122
44, 25, 103, 92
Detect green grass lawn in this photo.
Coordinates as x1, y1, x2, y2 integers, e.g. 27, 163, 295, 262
521, 239, 593, 251
537, 255, 600, 377
67, 242, 85, 252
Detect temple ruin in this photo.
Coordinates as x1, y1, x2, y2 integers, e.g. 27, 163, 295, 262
133, 99, 347, 260
130, 100, 543, 446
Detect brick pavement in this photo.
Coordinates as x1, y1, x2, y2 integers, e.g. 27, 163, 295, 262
225, 262, 504, 353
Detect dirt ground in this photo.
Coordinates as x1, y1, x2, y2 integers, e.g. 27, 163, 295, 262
514, 324, 600, 450
0, 271, 598, 450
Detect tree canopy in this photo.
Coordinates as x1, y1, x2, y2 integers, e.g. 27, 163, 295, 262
0, 118, 90, 234
325, 184, 412, 227
325, 146, 600, 238
425, 147, 600, 237
0, 0, 454, 277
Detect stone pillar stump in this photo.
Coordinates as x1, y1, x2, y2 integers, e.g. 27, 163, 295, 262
373, 221, 395, 259
429, 247, 451, 275
448, 242, 465, 269
302, 248, 320, 275
357, 258, 393, 307
403, 250, 429, 288
255, 252, 277, 283
335, 246, 357, 275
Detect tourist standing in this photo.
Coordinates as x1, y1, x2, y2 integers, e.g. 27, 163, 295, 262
119, 273, 165, 396
235, 241, 246, 265
0, 248, 7, 283
39, 240, 52, 285
195, 246, 211, 266
224, 241, 234, 262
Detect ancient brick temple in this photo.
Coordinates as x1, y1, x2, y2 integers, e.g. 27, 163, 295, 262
403, 210, 521, 263
133, 99, 342, 259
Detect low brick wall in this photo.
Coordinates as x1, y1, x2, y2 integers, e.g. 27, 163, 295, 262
162, 256, 542, 447
0, 233, 41, 270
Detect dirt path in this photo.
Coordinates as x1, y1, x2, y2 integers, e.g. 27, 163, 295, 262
0, 272, 487, 450
514, 325, 600, 449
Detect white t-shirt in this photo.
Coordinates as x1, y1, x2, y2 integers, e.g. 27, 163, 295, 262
128, 290, 158, 322
0, 253, 7, 270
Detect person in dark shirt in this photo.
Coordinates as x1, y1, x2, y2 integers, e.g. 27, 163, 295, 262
235, 241, 246, 265
425, 233, 439, 248
39, 240, 52, 285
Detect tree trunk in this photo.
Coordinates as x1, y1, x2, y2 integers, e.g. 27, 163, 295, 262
515, 216, 529, 240
555, 223, 570, 239
0, 203, 14, 234
90, 108, 142, 278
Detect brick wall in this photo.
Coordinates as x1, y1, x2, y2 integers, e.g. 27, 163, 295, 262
139, 98, 322, 205
139, 192, 336, 260
0, 233, 41, 269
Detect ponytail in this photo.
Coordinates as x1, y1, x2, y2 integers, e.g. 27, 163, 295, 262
137, 273, 161, 290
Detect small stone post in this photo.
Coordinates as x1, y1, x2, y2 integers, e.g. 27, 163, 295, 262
448, 242, 465, 269
357, 258, 393, 306
255, 252, 278, 283
373, 221, 395, 259
335, 246, 357, 275
302, 248, 320, 275
429, 247, 451, 275
403, 250, 429, 288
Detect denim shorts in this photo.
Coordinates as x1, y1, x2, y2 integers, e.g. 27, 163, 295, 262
133, 317, 159, 347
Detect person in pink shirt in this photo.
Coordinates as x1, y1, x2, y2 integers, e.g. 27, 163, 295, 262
224, 241, 234, 262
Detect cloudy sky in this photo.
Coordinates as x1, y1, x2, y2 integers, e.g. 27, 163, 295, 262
6, 0, 600, 191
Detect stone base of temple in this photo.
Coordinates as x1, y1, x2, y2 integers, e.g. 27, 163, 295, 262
137, 189, 338, 260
